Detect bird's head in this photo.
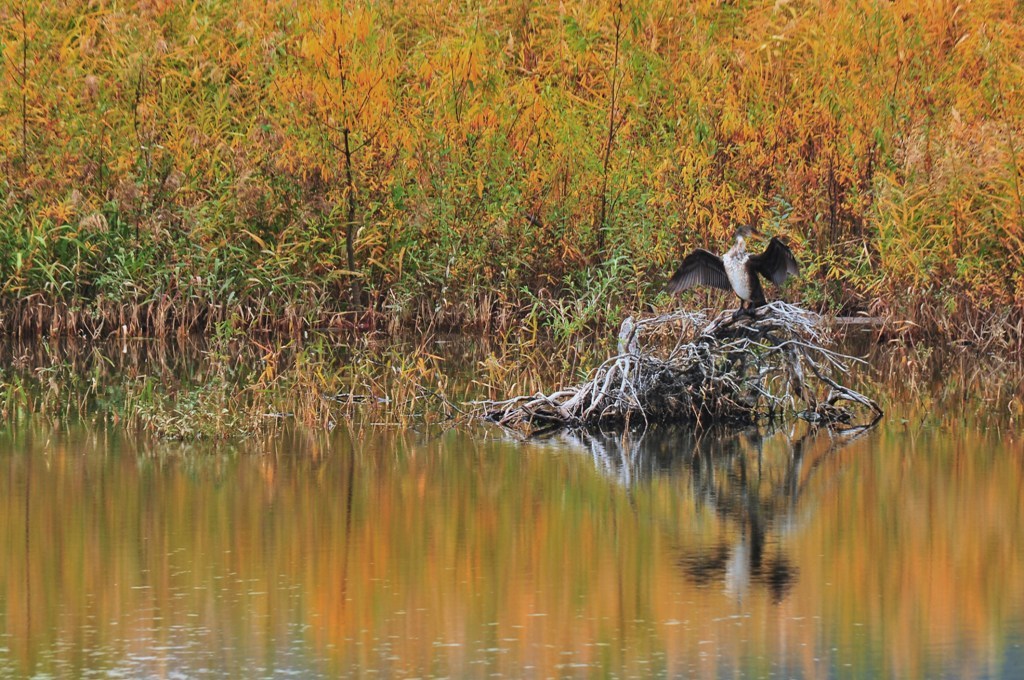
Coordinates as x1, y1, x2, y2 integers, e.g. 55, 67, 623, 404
733, 223, 758, 243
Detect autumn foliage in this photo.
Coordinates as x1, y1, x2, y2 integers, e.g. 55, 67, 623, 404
1, 1, 1022, 336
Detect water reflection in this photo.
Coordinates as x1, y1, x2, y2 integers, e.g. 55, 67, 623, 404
1, 370, 1023, 677
559, 425, 875, 607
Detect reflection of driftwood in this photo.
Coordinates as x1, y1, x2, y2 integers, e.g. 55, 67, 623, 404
479, 303, 882, 434
532, 422, 873, 603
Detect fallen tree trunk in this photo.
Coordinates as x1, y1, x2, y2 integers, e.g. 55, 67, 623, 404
476, 302, 882, 435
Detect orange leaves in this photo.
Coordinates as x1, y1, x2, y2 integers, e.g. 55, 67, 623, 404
297, 32, 325, 65
1, 0, 1023, 325
284, 3, 398, 144
299, 5, 376, 63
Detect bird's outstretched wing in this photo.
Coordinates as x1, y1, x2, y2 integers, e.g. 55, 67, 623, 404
748, 237, 799, 287
666, 249, 730, 293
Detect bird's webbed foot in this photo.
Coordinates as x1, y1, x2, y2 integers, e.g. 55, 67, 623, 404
732, 302, 756, 320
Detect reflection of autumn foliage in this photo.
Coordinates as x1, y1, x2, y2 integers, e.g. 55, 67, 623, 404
1, 2, 1023, 333
1, 416, 1022, 677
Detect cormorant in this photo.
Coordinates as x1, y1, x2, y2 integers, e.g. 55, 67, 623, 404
667, 226, 800, 317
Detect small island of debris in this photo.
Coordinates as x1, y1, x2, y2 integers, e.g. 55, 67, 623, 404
479, 303, 882, 436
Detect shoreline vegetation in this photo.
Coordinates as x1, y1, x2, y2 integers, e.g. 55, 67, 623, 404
0, 325, 1021, 441
1, 1, 1023, 348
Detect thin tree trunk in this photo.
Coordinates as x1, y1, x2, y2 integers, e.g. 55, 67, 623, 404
342, 127, 360, 305
20, 8, 28, 171
595, 2, 622, 262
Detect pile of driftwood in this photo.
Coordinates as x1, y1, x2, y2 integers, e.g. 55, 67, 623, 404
480, 302, 882, 435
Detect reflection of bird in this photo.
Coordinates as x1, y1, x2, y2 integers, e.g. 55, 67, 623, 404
667, 226, 800, 317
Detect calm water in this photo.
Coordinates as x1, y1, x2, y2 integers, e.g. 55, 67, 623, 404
1, 345, 1023, 678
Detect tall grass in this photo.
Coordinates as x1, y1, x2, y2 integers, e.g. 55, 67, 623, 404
0, 330, 1021, 441
1, 1, 1022, 339
0, 328, 589, 439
